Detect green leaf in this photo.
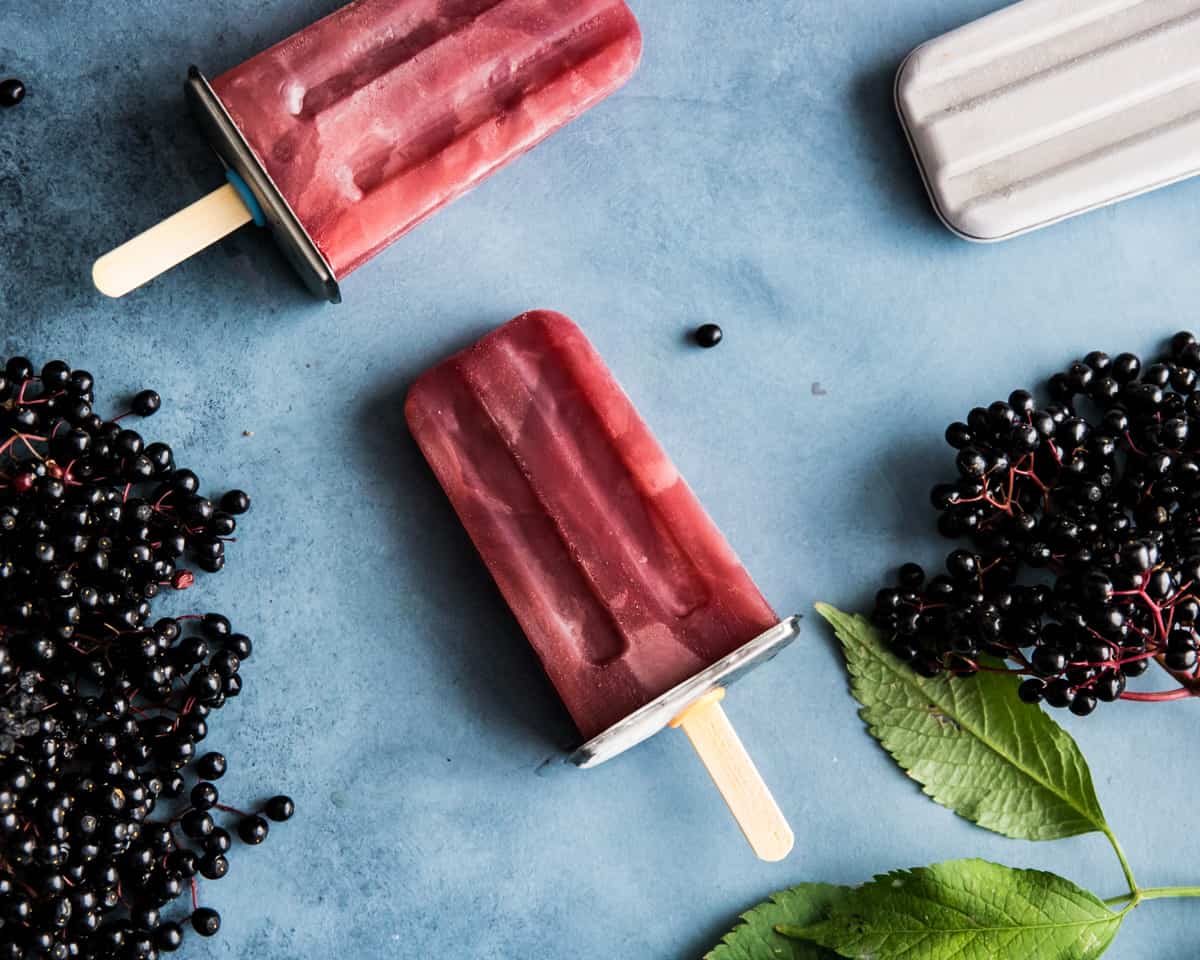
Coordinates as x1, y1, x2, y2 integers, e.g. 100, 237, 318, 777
779, 859, 1123, 960
706, 884, 846, 960
815, 604, 1106, 841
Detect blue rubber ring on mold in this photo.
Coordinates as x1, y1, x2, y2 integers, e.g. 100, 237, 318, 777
226, 170, 266, 228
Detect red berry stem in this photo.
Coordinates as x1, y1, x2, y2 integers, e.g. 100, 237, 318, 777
1120, 688, 1195, 701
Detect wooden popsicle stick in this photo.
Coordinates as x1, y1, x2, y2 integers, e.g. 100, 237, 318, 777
670, 689, 794, 862
92, 182, 253, 298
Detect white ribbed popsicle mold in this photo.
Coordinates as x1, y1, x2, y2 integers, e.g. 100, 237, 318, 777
896, 0, 1200, 241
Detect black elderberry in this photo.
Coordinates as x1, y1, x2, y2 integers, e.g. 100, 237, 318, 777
1031, 647, 1067, 677
190, 781, 219, 811
197, 853, 229, 880
693, 323, 723, 348
115, 429, 144, 457
191, 908, 221, 937
156, 921, 185, 951
132, 390, 161, 417
225, 633, 253, 662
1165, 648, 1198, 671
237, 815, 269, 845
956, 447, 988, 479
896, 563, 924, 589
196, 751, 227, 779
210, 650, 240, 677
39, 359, 70, 388
190, 669, 223, 701
5, 356, 33, 382
945, 422, 971, 449
193, 537, 225, 562
1017, 678, 1045, 704
143, 442, 173, 473
1094, 670, 1126, 702
1111, 352, 1142, 382
205, 827, 233, 855
945, 550, 978, 582
170, 469, 200, 494
220, 489, 251, 514
130, 904, 160, 930
166, 849, 197, 878
1171, 331, 1196, 357
181, 809, 215, 839
0, 78, 26, 108
201, 613, 231, 638
264, 795, 295, 822
1043, 679, 1075, 709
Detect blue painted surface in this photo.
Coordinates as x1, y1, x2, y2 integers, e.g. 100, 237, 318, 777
2, 1, 1199, 957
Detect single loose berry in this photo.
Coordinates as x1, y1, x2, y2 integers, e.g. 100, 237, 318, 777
132, 389, 161, 417
264, 795, 295, 822
693, 324, 723, 348
0, 78, 25, 107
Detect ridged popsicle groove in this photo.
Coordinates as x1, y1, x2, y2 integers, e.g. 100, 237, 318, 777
447, 360, 631, 670
909, 0, 1190, 106
294, 0, 510, 120
466, 335, 711, 626
924, 7, 1200, 125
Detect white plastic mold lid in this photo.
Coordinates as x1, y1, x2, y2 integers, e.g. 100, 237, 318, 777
895, 0, 1200, 241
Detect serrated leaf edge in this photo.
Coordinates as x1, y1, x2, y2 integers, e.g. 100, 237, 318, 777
778, 859, 1125, 956
704, 882, 849, 960
814, 603, 1107, 838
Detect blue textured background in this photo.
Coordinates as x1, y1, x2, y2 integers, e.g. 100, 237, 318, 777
3, 1, 1199, 957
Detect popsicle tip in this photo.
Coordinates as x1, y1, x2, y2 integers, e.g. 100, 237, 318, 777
754, 825, 795, 862
91, 255, 126, 299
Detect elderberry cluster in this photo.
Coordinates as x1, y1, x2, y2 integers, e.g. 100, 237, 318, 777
0, 356, 294, 957
874, 332, 1200, 716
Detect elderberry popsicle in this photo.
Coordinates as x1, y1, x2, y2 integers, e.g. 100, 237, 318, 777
93, 0, 642, 300
406, 311, 799, 860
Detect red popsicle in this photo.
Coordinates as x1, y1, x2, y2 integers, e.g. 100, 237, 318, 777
94, 0, 642, 299
407, 311, 799, 859
212, 0, 643, 279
